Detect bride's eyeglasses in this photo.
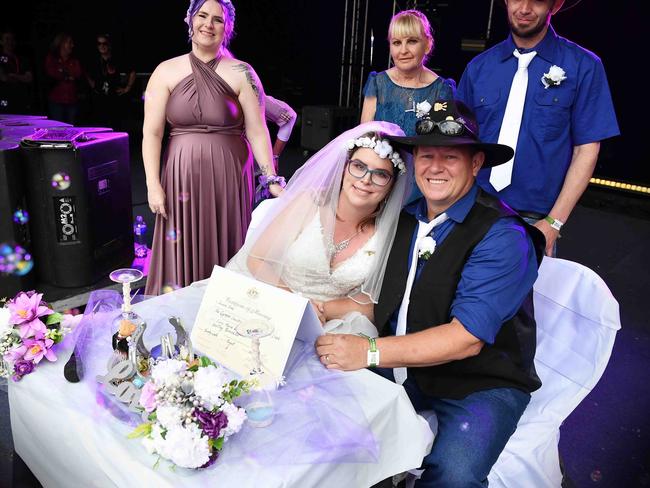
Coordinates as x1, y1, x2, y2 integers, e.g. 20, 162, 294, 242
347, 160, 393, 187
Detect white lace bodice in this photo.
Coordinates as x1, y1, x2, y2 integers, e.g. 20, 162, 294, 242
281, 212, 378, 302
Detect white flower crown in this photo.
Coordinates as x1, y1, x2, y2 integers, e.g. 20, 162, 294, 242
345, 137, 406, 175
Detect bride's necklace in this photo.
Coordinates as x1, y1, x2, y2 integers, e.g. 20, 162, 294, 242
330, 228, 362, 257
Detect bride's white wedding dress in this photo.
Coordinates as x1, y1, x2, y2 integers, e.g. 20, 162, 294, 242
281, 212, 380, 337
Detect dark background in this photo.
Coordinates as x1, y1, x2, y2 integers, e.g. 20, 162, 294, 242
1, 0, 644, 185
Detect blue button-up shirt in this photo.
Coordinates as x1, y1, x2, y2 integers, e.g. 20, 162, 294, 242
388, 185, 538, 344
457, 26, 619, 214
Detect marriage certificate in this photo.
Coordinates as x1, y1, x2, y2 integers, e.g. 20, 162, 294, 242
191, 265, 322, 388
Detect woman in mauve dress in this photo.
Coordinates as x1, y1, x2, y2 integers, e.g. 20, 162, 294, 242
142, 0, 283, 295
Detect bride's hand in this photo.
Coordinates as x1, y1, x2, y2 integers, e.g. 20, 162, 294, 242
310, 300, 326, 325
269, 183, 284, 198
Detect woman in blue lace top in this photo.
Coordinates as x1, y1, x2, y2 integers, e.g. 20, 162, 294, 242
361, 10, 456, 137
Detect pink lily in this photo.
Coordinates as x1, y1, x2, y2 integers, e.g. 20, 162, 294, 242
17, 318, 48, 340
3, 344, 27, 362
22, 338, 56, 364
7, 292, 53, 325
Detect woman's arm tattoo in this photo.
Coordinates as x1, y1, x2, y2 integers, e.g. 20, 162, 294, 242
259, 165, 274, 176
233, 63, 263, 106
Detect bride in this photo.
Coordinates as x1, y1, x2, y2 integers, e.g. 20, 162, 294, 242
226, 121, 412, 337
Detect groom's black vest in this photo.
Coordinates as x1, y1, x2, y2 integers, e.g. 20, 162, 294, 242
375, 190, 544, 399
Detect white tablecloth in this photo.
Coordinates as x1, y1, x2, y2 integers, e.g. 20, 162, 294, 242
9, 282, 434, 488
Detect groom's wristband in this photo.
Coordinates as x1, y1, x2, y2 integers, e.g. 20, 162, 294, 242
544, 215, 564, 231
367, 337, 380, 368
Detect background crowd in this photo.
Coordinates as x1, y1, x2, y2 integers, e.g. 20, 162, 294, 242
1, 28, 136, 130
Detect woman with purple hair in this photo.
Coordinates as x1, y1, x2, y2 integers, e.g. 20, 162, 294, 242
143, 0, 282, 295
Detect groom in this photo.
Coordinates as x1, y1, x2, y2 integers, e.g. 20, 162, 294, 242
316, 99, 545, 486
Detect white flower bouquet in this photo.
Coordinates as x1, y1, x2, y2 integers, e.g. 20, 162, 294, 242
129, 356, 254, 469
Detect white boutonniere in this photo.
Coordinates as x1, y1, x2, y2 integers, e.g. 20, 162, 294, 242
541, 65, 567, 89
417, 236, 436, 261
415, 100, 432, 119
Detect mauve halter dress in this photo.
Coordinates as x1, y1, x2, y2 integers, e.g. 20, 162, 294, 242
145, 53, 254, 295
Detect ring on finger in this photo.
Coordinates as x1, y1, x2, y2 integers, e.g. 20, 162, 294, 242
325, 354, 330, 363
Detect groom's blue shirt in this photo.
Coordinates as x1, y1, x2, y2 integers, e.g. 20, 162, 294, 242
388, 184, 538, 344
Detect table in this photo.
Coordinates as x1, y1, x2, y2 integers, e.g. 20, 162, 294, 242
9, 281, 434, 488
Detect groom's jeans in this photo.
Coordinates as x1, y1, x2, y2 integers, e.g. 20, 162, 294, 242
374, 368, 530, 487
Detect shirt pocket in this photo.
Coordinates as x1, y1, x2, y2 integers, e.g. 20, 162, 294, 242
472, 90, 502, 129
533, 88, 574, 141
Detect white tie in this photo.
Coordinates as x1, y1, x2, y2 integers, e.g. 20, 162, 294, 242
393, 213, 449, 385
490, 49, 537, 192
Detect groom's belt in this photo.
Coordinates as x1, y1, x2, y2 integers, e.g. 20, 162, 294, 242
516, 210, 545, 221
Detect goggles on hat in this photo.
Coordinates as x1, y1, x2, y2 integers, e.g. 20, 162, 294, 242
415, 117, 477, 138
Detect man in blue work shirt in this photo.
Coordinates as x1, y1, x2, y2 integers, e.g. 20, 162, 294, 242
316, 99, 545, 487
457, 0, 619, 255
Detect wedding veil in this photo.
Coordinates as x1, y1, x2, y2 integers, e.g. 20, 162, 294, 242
226, 120, 413, 304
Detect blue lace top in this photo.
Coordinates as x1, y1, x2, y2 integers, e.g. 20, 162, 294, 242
363, 71, 456, 136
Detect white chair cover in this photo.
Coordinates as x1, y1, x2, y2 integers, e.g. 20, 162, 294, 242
247, 198, 277, 241
489, 257, 620, 487
408, 257, 621, 488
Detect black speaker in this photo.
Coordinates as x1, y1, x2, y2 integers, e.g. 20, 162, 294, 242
301, 106, 359, 151
0, 114, 47, 121
0, 140, 35, 297
0, 118, 72, 141
20, 131, 134, 287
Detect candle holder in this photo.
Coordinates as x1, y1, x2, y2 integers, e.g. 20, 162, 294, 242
96, 268, 150, 415
108, 269, 149, 373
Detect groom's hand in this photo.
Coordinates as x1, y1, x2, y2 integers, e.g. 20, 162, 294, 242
315, 333, 367, 371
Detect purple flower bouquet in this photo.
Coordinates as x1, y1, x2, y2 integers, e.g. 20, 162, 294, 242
0, 290, 77, 382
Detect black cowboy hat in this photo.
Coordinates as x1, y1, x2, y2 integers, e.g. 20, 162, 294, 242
387, 99, 514, 168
